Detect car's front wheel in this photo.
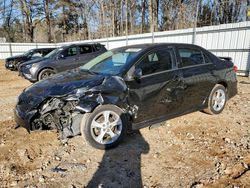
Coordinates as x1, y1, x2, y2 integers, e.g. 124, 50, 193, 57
204, 84, 227, 115
38, 69, 55, 81
81, 105, 127, 149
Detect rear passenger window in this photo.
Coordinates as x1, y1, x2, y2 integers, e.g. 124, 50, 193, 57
79, 45, 93, 54
178, 48, 204, 67
136, 48, 173, 75
95, 45, 102, 51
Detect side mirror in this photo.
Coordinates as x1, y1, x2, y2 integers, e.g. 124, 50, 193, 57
58, 54, 65, 59
134, 68, 142, 80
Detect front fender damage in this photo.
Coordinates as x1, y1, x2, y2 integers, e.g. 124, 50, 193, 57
30, 76, 136, 140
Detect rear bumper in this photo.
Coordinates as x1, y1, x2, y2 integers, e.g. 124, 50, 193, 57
228, 81, 238, 99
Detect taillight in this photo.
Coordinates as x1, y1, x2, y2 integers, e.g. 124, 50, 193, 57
233, 65, 238, 72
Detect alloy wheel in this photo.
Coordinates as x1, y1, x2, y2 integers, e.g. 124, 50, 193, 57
41, 71, 54, 80
212, 89, 226, 111
90, 110, 123, 145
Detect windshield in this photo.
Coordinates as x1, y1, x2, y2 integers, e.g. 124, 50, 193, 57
23, 49, 34, 56
80, 48, 141, 75
44, 47, 64, 58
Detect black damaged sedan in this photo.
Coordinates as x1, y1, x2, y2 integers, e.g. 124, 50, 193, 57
15, 43, 237, 149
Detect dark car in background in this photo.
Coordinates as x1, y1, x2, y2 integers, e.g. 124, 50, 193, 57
14, 43, 237, 149
5, 48, 55, 71
18, 43, 107, 82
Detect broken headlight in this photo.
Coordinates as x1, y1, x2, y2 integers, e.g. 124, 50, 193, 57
26, 64, 36, 69
24, 64, 32, 69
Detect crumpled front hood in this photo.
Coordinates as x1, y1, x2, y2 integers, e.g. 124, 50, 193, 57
6, 54, 25, 61
24, 68, 105, 98
18, 69, 128, 113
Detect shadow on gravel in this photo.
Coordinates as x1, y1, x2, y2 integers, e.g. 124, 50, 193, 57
239, 81, 250, 85
87, 130, 149, 188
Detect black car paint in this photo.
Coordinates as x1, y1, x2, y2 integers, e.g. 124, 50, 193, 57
14, 43, 237, 139
5, 48, 55, 71
18, 43, 107, 82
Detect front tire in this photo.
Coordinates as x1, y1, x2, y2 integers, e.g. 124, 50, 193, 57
38, 69, 55, 81
204, 84, 227, 115
81, 105, 127, 150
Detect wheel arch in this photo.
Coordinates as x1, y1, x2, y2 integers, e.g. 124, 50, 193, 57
204, 80, 228, 108
76, 100, 132, 129
217, 80, 228, 90
76, 100, 129, 115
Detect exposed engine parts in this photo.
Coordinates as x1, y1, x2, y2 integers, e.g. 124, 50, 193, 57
31, 97, 81, 139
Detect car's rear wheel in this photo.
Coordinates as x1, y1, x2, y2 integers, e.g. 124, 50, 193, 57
204, 84, 227, 115
81, 105, 127, 149
38, 69, 55, 80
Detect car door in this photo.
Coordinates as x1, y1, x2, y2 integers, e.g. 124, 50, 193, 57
56, 46, 81, 71
177, 47, 216, 110
126, 47, 186, 125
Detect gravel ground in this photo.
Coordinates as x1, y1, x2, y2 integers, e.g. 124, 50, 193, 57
0, 61, 249, 188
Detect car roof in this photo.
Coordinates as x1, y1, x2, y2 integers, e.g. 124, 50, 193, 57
62, 43, 103, 48
109, 43, 206, 58
33, 48, 56, 50
114, 43, 203, 51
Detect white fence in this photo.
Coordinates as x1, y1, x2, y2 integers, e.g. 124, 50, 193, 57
0, 43, 58, 58
0, 21, 249, 73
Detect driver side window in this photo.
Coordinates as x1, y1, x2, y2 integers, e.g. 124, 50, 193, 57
136, 48, 174, 75
62, 47, 77, 58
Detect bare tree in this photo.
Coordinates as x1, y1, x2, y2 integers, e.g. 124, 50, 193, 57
120, 0, 124, 35
43, 0, 52, 42
19, 0, 43, 42
0, 0, 248, 42
140, 0, 146, 33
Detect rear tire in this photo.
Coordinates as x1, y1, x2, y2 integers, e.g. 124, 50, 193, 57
204, 84, 227, 115
38, 69, 55, 81
81, 105, 127, 150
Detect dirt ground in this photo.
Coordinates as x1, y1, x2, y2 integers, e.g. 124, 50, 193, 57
0, 61, 249, 188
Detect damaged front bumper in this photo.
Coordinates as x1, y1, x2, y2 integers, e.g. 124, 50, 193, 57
19, 65, 37, 82
14, 75, 130, 140
5, 61, 15, 70
14, 93, 87, 139
14, 107, 37, 132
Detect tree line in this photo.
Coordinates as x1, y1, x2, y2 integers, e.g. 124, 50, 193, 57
0, 0, 249, 43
